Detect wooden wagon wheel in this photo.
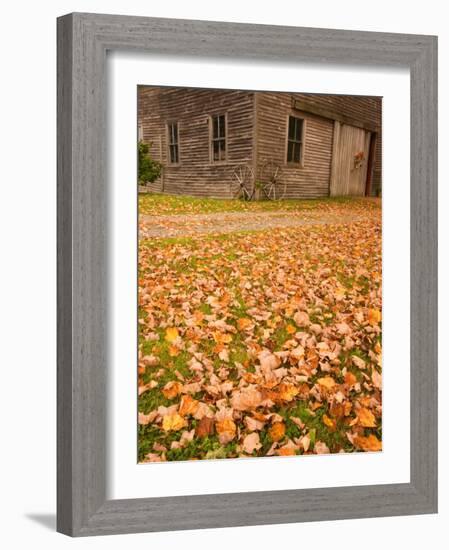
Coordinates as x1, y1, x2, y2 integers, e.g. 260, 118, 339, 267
260, 160, 286, 200
230, 164, 255, 200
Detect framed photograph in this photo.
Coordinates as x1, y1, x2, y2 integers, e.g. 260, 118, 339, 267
57, 12, 437, 536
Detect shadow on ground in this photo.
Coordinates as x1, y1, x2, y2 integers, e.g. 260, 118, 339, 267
25, 513, 56, 531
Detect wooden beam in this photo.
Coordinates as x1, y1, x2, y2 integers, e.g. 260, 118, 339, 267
329, 120, 341, 196
292, 98, 378, 133
365, 132, 377, 196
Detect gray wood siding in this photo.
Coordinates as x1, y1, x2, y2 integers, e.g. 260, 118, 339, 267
289, 93, 382, 193
329, 122, 372, 196
256, 92, 334, 198
138, 87, 254, 198
138, 88, 382, 198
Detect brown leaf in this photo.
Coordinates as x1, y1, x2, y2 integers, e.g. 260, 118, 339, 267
293, 311, 310, 326
299, 434, 311, 452
231, 387, 263, 411
244, 416, 265, 431
314, 440, 330, 454
195, 416, 215, 437
352, 355, 366, 370
138, 410, 157, 425
290, 416, 305, 429
242, 432, 262, 454
138, 380, 158, 396
372, 368, 382, 389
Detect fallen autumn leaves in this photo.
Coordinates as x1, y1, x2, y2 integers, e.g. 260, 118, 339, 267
138, 197, 382, 462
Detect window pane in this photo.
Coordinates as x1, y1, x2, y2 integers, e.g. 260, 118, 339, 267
219, 139, 226, 160
293, 143, 301, 163
212, 116, 219, 139
287, 141, 294, 162
288, 116, 295, 140
174, 145, 179, 164
218, 115, 226, 138
295, 119, 303, 141
211, 115, 226, 162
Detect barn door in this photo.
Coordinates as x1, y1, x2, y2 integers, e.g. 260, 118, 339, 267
330, 122, 371, 196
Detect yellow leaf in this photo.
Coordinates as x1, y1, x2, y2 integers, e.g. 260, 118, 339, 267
354, 433, 382, 452
165, 327, 179, 343
277, 383, 299, 402
213, 332, 232, 344
357, 407, 377, 428
178, 395, 199, 417
162, 381, 183, 400
322, 414, 337, 431
269, 422, 286, 442
168, 344, 181, 357
237, 317, 253, 330
317, 376, 336, 390
216, 418, 236, 444
286, 324, 296, 335
277, 446, 296, 456
344, 372, 357, 386
368, 308, 381, 326
162, 413, 187, 432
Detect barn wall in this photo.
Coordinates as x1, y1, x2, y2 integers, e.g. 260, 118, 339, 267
255, 92, 382, 198
290, 93, 382, 194
138, 87, 382, 199
255, 92, 334, 198
137, 86, 255, 198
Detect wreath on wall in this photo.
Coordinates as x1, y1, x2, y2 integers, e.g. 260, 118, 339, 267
353, 151, 365, 169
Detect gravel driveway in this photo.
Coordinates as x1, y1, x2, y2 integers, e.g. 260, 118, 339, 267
139, 210, 363, 238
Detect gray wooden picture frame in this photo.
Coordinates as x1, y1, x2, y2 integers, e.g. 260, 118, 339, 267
57, 12, 438, 537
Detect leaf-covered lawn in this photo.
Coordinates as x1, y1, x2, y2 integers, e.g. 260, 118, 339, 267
139, 192, 380, 216
138, 196, 382, 462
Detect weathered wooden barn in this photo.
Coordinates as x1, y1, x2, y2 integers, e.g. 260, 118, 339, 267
138, 86, 381, 199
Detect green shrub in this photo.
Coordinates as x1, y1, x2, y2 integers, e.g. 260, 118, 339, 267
138, 141, 163, 185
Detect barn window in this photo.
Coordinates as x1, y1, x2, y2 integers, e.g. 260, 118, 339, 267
287, 116, 304, 164
167, 122, 180, 164
210, 114, 227, 162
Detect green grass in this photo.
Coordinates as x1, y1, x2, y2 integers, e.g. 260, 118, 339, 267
139, 192, 381, 216
137, 197, 382, 461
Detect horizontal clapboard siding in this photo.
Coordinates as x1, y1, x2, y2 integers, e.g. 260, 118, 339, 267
137, 87, 382, 199
289, 93, 382, 193
138, 87, 254, 198
256, 92, 334, 198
